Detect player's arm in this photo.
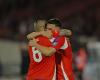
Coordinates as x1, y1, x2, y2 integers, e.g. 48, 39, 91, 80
28, 39, 56, 56
27, 32, 42, 40
29, 36, 65, 56
33, 44, 56, 56
60, 29, 72, 37
27, 30, 52, 40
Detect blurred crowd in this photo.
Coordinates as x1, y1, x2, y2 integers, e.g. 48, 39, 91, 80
0, 0, 100, 80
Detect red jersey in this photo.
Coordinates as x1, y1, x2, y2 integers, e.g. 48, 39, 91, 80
51, 36, 74, 80
26, 36, 56, 80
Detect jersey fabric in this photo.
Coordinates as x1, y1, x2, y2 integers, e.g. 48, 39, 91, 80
51, 36, 74, 80
26, 36, 56, 80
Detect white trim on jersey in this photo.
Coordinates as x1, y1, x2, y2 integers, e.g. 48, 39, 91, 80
60, 37, 68, 49
52, 65, 56, 80
50, 37, 56, 42
61, 61, 69, 80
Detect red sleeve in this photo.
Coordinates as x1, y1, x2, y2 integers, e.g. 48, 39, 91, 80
52, 36, 65, 51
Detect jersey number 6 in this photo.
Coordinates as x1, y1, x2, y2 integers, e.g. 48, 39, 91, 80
32, 47, 42, 62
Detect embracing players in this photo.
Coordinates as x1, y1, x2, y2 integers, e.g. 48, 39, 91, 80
27, 19, 74, 80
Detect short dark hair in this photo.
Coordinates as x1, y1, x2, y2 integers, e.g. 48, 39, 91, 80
47, 18, 62, 27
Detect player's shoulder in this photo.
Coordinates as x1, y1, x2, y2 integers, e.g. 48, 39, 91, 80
59, 36, 69, 42
37, 36, 51, 46
57, 36, 66, 41
52, 36, 66, 45
37, 36, 49, 40
60, 36, 66, 38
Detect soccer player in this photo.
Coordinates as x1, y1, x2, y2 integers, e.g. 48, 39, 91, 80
29, 19, 74, 80
26, 20, 56, 80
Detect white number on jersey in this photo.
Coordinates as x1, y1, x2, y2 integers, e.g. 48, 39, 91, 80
32, 47, 42, 62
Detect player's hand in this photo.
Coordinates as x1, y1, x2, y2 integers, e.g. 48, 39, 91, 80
27, 32, 35, 40
41, 30, 53, 38
28, 38, 37, 46
59, 29, 72, 37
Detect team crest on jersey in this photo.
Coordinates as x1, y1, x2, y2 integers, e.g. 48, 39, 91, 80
52, 41, 58, 46
50, 37, 59, 46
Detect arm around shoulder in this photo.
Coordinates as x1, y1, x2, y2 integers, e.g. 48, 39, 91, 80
33, 43, 56, 56
27, 32, 42, 40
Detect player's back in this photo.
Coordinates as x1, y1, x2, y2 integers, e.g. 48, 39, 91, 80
27, 36, 56, 80
53, 36, 74, 80
60, 37, 74, 80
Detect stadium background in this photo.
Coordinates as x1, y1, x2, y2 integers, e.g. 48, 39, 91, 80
0, 0, 100, 80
